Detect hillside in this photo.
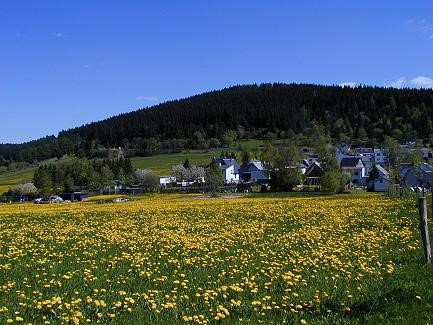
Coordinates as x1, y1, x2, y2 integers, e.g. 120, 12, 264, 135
0, 138, 272, 193
0, 156, 76, 194
1, 83, 433, 164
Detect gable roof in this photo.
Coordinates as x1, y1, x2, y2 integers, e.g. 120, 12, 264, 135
375, 164, 389, 176
212, 157, 240, 173
301, 159, 310, 168
239, 160, 265, 173
340, 157, 365, 168
419, 163, 433, 173
360, 156, 372, 164
372, 165, 390, 181
304, 161, 325, 178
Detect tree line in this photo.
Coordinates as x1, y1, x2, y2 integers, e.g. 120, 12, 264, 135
32, 157, 134, 195
1, 83, 433, 165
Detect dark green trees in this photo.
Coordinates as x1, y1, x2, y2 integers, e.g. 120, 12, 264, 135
32, 158, 134, 194
2, 83, 433, 165
266, 143, 303, 192
206, 160, 224, 193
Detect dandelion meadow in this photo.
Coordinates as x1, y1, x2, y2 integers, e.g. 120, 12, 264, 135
0, 194, 432, 324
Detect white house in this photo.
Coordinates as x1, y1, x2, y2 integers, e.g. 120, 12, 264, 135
212, 157, 240, 184
160, 176, 176, 187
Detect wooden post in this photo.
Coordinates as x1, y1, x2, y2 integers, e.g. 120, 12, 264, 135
418, 197, 432, 264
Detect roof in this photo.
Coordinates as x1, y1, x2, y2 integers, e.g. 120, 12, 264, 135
212, 157, 240, 173
251, 160, 264, 170
354, 147, 374, 154
360, 156, 372, 164
375, 165, 389, 176
304, 161, 325, 178
419, 163, 433, 173
340, 157, 364, 168
239, 160, 265, 173
372, 165, 390, 181
301, 159, 310, 168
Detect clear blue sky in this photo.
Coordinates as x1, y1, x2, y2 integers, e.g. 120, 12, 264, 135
1, 1, 433, 143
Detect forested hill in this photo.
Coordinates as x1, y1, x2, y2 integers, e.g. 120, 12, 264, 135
1, 83, 433, 164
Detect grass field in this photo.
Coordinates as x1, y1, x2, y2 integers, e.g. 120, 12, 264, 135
131, 151, 219, 176
0, 168, 36, 194
0, 157, 74, 194
0, 194, 432, 324
129, 139, 274, 176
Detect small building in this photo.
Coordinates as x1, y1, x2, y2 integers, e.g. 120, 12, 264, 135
340, 157, 367, 185
160, 176, 176, 187
212, 157, 240, 184
121, 186, 144, 195
303, 161, 325, 185
59, 192, 89, 202
111, 180, 123, 194
239, 160, 270, 184
367, 165, 390, 192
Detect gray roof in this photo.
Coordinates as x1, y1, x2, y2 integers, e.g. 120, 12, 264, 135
340, 157, 364, 168
239, 160, 266, 173
374, 165, 390, 180
360, 156, 372, 164
419, 163, 433, 173
213, 157, 240, 173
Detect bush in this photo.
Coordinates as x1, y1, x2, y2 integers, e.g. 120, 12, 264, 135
320, 171, 342, 194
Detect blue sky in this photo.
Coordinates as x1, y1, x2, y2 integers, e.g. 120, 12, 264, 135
1, 1, 433, 143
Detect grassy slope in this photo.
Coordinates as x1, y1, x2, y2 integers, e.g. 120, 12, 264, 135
131, 151, 219, 176
130, 139, 279, 176
0, 168, 36, 194
0, 150, 225, 193
0, 157, 73, 194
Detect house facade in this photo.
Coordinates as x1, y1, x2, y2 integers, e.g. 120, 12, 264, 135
239, 160, 270, 184
303, 161, 325, 185
367, 165, 390, 192
373, 149, 386, 165
340, 157, 367, 185
160, 176, 176, 187
213, 157, 240, 184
